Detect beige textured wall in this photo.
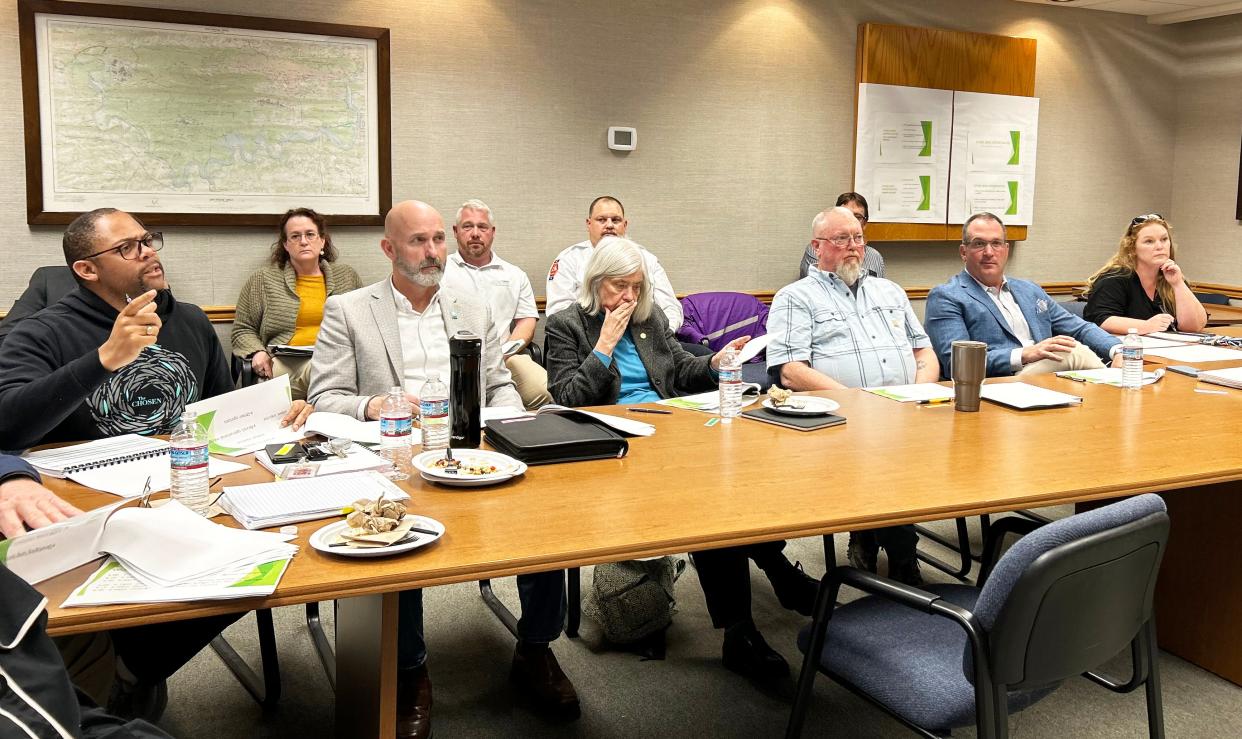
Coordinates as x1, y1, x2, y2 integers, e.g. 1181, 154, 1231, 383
1171, 15, 1242, 286
0, 0, 1215, 315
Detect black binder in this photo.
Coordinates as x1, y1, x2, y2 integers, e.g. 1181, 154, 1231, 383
484, 413, 629, 465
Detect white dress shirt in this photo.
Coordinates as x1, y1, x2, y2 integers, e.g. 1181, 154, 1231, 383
445, 251, 538, 341
544, 239, 684, 330
390, 280, 451, 396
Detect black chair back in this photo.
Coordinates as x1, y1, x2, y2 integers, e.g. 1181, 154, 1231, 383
983, 504, 1169, 689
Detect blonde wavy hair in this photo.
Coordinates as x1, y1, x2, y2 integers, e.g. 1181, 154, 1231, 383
1084, 215, 1179, 313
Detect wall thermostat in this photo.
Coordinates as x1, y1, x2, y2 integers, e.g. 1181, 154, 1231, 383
607, 126, 637, 151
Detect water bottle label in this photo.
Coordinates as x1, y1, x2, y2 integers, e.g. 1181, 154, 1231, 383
420, 398, 449, 419
380, 416, 413, 438
170, 445, 209, 470
720, 368, 742, 383
1122, 347, 1143, 361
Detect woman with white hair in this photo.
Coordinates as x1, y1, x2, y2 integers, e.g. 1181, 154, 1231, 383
543, 237, 816, 683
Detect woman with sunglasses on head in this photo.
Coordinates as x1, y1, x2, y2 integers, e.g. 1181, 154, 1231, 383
1083, 213, 1207, 335
231, 208, 362, 399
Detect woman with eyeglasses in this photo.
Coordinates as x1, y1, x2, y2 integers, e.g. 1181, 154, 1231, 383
1082, 214, 1207, 335
231, 208, 362, 398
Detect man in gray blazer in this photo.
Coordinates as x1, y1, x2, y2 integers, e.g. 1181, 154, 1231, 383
308, 201, 577, 738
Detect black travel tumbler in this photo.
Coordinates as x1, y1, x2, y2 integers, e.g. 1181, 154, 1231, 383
449, 331, 482, 448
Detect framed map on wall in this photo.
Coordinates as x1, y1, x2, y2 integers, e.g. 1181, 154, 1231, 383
18, 0, 391, 226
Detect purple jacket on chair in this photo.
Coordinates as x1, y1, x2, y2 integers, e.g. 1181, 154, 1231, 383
676, 292, 769, 362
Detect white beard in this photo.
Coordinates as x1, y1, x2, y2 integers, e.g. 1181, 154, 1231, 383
836, 260, 862, 286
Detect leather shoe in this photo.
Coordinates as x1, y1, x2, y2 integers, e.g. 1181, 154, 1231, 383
847, 533, 879, 572
510, 643, 581, 720
106, 677, 167, 723
722, 622, 789, 681
767, 559, 819, 616
397, 664, 432, 739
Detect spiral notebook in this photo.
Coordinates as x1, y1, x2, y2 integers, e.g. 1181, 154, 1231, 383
23, 434, 248, 497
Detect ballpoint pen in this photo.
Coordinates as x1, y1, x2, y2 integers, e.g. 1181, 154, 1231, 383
916, 398, 953, 405
627, 408, 672, 414
139, 476, 153, 507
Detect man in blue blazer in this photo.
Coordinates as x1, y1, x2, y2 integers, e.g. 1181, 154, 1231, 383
925, 213, 1120, 379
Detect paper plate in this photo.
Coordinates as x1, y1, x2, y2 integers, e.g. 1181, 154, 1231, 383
413, 449, 526, 484
309, 515, 445, 558
762, 396, 841, 416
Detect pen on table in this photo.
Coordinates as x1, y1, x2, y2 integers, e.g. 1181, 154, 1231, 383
1061, 375, 1087, 383
916, 398, 953, 406
628, 408, 672, 415
138, 476, 153, 508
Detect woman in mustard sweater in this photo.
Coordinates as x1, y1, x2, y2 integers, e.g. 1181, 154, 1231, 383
231, 208, 362, 398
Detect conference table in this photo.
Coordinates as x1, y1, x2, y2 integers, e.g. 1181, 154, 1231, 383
35, 363, 1242, 738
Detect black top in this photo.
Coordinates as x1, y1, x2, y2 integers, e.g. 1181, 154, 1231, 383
1083, 271, 1173, 330
0, 286, 233, 451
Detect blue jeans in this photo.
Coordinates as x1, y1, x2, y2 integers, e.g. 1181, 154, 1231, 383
398, 570, 567, 669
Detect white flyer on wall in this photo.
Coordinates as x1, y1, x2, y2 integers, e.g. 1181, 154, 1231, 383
855, 84, 952, 223
949, 91, 1039, 225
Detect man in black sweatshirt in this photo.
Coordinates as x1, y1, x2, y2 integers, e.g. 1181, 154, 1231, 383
0, 208, 312, 721
0, 208, 310, 448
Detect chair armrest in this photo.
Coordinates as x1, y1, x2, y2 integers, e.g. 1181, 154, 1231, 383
829, 566, 941, 612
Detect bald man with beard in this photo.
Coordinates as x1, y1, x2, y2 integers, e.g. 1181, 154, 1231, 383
307, 200, 576, 739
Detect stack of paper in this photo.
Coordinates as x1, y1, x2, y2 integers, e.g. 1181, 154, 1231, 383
863, 383, 954, 403
980, 382, 1083, 410
657, 386, 761, 412
1197, 366, 1242, 390
96, 501, 296, 587
1055, 368, 1164, 388
220, 470, 410, 530
13, 500, 300, 607
1144, 344, 1242, 363
63, 556, 292, 606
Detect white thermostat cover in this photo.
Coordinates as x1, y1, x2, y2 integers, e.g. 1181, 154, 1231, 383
607, 126, 637, 151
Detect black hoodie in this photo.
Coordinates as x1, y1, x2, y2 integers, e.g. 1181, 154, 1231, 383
0, 286, 232, 451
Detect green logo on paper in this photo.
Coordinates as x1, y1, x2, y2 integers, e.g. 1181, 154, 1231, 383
918, 176, 931, 211
232, 560, 285, 588
0, 538, 11, 564
1006, 181, 1019, 215
919, 121, 932, 157
1008, 131, 1021, 166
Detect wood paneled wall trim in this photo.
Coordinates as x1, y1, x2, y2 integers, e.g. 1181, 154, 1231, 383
4, 282, 1236, 323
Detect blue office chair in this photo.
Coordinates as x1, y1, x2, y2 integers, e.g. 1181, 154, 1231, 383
788, 494, 1169, 739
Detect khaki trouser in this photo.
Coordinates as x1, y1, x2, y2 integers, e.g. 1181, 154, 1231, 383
54, 632, 115, 706
271, 355, 312, 401
506, 353, 551, 410
1017, 343, 1106, 376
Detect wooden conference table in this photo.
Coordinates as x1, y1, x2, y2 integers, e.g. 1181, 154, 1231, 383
36, 368, 1242, 737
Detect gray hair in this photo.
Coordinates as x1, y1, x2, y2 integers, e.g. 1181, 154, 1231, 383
577, 236, 653, 323
455, 199, 494, 226
962, 212, 1006, 243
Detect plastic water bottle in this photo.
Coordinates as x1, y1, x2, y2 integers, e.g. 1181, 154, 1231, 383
379, 386, 413, 479
419, 373, 450, 451
718, 345, 743, 422
1121, 328, 1144, 390
170, 410, 211, 515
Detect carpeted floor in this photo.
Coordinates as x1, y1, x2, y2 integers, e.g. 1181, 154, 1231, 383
151, 511, 1242, 738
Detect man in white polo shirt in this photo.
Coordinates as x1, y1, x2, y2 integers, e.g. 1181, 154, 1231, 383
544, 196, 683, 330
445, 199, 550, 409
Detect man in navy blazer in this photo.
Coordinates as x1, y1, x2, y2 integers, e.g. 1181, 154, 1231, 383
925, 213, 1120, 379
